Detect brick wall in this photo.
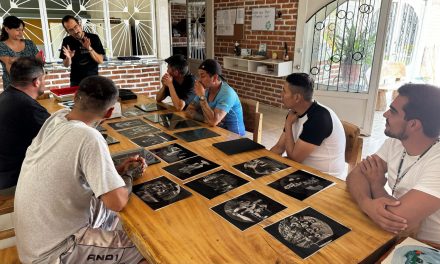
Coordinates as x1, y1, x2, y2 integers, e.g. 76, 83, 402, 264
171, 3, 187, 24
0, 64, 161, 97
214, 0, 299, 108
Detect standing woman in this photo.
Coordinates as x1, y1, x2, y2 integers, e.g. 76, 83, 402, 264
0, 16, 41, 89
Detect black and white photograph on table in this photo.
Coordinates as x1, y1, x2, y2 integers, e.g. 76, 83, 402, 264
112, 148, 160, 166
101, 133, 120, 145
135, 103, 167, 112
118, 124, 161, 139
95, 125, 106, 132
158, 119, 201, 130
122, 107, 147, 117
144, 113, 185, 123
58, 100, 75, 109
150, 143, 197, 163
185, 169, 249, 199
268, 170, 335, 201
107, 119, 147, 130
131, 132, 177, 148
233, 156, 289, 179
174, 128, 221, 142
264, 207, 351, 259
162, 156, 220, 180
211, 190, 286, 231
132, 176, 192, 210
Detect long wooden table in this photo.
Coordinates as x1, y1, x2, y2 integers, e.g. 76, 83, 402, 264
39, 95, 395, 264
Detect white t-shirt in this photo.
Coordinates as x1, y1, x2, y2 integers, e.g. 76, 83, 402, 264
376, 138, 440, 243
14, 109, 125, 263
290, 102, 346, 179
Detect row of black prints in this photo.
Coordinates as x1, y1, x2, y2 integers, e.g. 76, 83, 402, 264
132, 174, 347, 259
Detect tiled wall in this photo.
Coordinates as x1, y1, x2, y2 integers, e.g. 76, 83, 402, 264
214, 0, 299, 108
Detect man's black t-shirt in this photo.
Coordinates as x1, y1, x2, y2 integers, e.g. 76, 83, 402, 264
164, 73, 196, 109
59, 32, 105, 86
0, 87, 50, 189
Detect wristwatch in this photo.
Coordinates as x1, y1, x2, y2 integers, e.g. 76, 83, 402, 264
199, 95, 206, 101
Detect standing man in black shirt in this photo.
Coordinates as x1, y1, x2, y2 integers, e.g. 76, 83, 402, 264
59, 15, 105, 86
0, 57, 50, 195
156, 54, 195, 111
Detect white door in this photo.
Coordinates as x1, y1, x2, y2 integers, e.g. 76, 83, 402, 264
186, 0, 214, 74
294, 0, 392, 135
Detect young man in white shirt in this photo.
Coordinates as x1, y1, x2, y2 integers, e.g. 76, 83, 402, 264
270, 73, 346, 179
347, 84, 440, 245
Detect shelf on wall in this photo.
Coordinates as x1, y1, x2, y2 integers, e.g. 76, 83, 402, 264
223, 56, 293, 77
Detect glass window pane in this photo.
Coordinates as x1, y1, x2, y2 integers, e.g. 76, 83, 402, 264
108, 0, 156, 57
44, 0, 108, 61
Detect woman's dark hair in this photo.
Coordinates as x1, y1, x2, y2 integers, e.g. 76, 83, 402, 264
1, 16, 25, 41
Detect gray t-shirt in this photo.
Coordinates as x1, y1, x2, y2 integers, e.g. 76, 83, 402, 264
14, 109, 125, 263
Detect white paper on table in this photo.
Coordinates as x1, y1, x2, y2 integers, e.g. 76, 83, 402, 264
236, 8, 244, 24
109, 102, 122, 119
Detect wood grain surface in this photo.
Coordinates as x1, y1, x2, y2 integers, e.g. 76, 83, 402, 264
39, 95, 395, 264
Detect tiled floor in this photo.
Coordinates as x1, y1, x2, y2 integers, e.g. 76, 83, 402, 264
249, 103, 388, 159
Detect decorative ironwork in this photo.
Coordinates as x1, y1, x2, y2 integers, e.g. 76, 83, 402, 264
0, 0, 156, 61
108, 0, 156, 57
304, 0, 381, 93
187, 0, 205, 61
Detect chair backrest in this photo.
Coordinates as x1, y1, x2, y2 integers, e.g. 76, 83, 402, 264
341, 120, 363, 172
240, 98, 263, 144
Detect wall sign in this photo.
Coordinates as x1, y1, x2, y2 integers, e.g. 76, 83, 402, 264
251, 8, 275, 31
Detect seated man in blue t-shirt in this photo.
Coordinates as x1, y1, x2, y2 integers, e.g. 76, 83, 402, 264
185, 59, 245, 136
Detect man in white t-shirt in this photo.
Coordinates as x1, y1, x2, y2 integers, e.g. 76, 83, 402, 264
347, 84, 440, 244
270, 73, 346, 179
14, 76, 148, 263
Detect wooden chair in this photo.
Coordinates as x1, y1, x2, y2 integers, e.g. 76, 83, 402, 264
240, 98, 263, 144
341, 120, 363, 172
0, 194, 16, 260
0, 246, 20, 264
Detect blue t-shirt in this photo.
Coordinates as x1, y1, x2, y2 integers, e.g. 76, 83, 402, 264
193, 81, 245, 136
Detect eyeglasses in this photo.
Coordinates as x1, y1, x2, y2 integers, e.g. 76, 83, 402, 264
66, 24, 81, 34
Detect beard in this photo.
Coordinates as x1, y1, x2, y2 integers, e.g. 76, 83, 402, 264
384, 121, 409, 140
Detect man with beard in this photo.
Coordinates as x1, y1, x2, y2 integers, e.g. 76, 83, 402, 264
347, 84, 440, 245
60, 15, 105, 86
0, 57, 49, 195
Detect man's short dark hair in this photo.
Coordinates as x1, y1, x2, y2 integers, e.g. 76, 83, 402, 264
285, 73, 314, 101
398, 83, 440, 138
75, 76, 119, 114
61, 15, 79, 29
10, 57, 44, 86
165, 54, 188, 75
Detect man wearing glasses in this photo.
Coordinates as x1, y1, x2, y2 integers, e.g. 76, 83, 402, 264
0, 57, 49, 195
347, 84, 440, 245
60, 15, 105, 86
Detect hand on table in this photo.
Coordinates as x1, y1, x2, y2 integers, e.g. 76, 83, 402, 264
362, 197, 408, 233
116, 155, 147, 178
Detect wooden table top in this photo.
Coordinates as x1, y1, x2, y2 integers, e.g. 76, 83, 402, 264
39, 95, 395, 264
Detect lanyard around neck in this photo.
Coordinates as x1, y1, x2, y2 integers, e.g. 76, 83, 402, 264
391, 140, 438, 196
